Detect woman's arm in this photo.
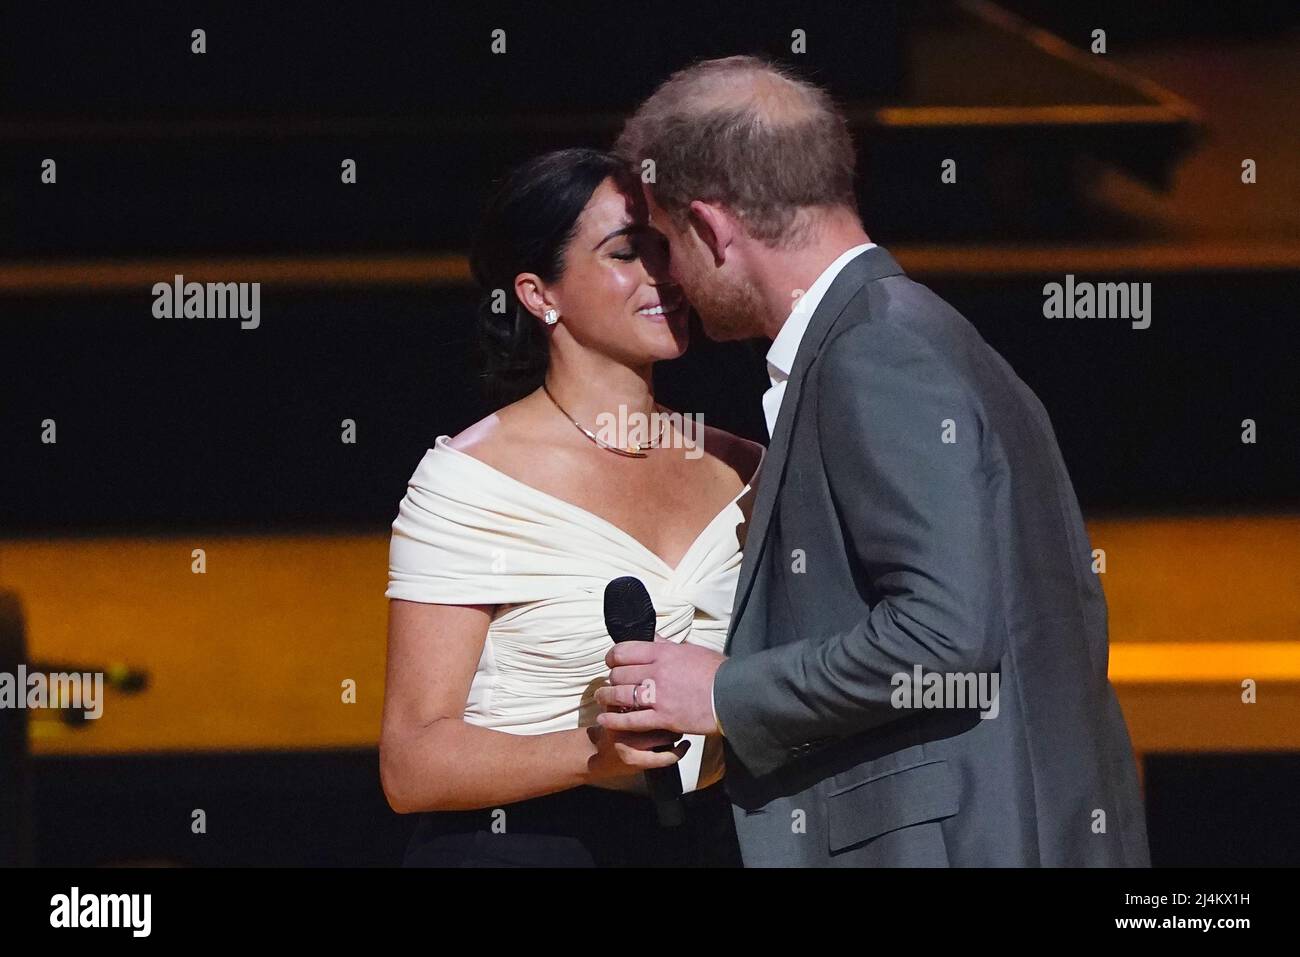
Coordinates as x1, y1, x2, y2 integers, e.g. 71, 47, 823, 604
380, 598, 686, 813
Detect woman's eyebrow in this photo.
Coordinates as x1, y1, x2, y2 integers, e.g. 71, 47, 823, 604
592, 222, 647, 250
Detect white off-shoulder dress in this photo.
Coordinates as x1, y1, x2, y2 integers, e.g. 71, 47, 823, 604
385, 435, 763, 794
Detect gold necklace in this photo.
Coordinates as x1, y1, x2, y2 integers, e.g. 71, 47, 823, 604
542, 383, 667, 458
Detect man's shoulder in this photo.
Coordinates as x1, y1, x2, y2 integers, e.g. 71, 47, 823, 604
828, 275, 991, 369
815, 277, 1007, 420
837, 272, 964, 335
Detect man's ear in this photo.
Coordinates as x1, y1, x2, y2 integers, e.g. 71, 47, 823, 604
688, 200, 734, 265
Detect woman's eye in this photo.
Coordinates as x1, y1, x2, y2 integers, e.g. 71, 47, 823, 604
612, 248, 638, 262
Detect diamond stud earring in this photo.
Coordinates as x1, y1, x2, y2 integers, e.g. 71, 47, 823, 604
543, 308, 558, 326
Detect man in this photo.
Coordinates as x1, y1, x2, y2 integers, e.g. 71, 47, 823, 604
596, 55, 1149, 866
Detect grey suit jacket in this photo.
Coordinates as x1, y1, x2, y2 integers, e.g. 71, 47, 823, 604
713, 246, 1150, 867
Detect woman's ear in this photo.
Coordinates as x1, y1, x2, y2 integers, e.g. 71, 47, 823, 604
688, 200, 733, 265
514, 273, 553, 323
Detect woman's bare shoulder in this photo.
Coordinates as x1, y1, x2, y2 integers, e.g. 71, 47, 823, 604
699, 423, 765, 481
445, 412, 507, 455
445, 392, 565, 476
447, 391, 540, 446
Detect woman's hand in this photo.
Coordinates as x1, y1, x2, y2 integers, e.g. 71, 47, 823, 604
582, 723, 689, 784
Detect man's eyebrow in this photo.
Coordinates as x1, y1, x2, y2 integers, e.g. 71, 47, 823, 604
592, 223, 646, 250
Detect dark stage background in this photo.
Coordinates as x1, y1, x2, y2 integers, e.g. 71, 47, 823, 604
2, 1, 1297, 867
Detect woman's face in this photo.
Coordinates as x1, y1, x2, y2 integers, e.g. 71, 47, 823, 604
527, 175, 690, 368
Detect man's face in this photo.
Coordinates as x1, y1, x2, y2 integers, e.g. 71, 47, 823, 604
642, 183, 765, 342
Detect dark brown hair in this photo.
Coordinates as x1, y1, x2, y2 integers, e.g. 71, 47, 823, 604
468, 148, 626, 405
613, 55, 857, 247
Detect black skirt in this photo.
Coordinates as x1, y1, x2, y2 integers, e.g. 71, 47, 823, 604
402, 781, 742, 867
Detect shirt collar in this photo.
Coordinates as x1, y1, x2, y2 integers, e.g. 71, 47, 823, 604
766, 243, 876, 383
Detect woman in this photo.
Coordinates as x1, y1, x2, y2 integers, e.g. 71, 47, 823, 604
380, 148, 764, 867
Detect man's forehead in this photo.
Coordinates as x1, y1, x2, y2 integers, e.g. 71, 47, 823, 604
639, 182, 664, 224
625, 181, 649, 218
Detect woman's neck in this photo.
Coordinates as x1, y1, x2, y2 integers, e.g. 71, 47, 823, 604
542, 351, 656, 425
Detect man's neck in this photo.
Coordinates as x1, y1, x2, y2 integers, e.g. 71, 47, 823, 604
754, 211, 870, 341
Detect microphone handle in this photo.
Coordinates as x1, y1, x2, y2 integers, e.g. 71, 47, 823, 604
645, 757, 685, 827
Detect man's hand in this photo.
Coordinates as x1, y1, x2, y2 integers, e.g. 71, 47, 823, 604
595, 639, 725, 736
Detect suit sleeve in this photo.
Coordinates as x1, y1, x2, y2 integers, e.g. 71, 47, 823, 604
713, 319, 1004, 777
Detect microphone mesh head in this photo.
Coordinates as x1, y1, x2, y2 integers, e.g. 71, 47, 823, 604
603, 576, 656, 642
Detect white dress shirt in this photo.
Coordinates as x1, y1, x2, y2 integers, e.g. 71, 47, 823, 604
762, 242, 876, 438
712, 242, 875, 738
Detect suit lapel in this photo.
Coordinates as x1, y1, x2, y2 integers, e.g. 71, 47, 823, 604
727, 246, 905, 646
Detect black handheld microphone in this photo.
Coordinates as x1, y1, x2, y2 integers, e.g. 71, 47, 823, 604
603, 576, 685, 827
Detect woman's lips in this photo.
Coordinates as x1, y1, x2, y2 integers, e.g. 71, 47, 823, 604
636, 296, 688, 322
637, 291, 691, 321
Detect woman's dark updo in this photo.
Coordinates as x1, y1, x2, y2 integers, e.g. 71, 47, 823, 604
469, 147, 627, 405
